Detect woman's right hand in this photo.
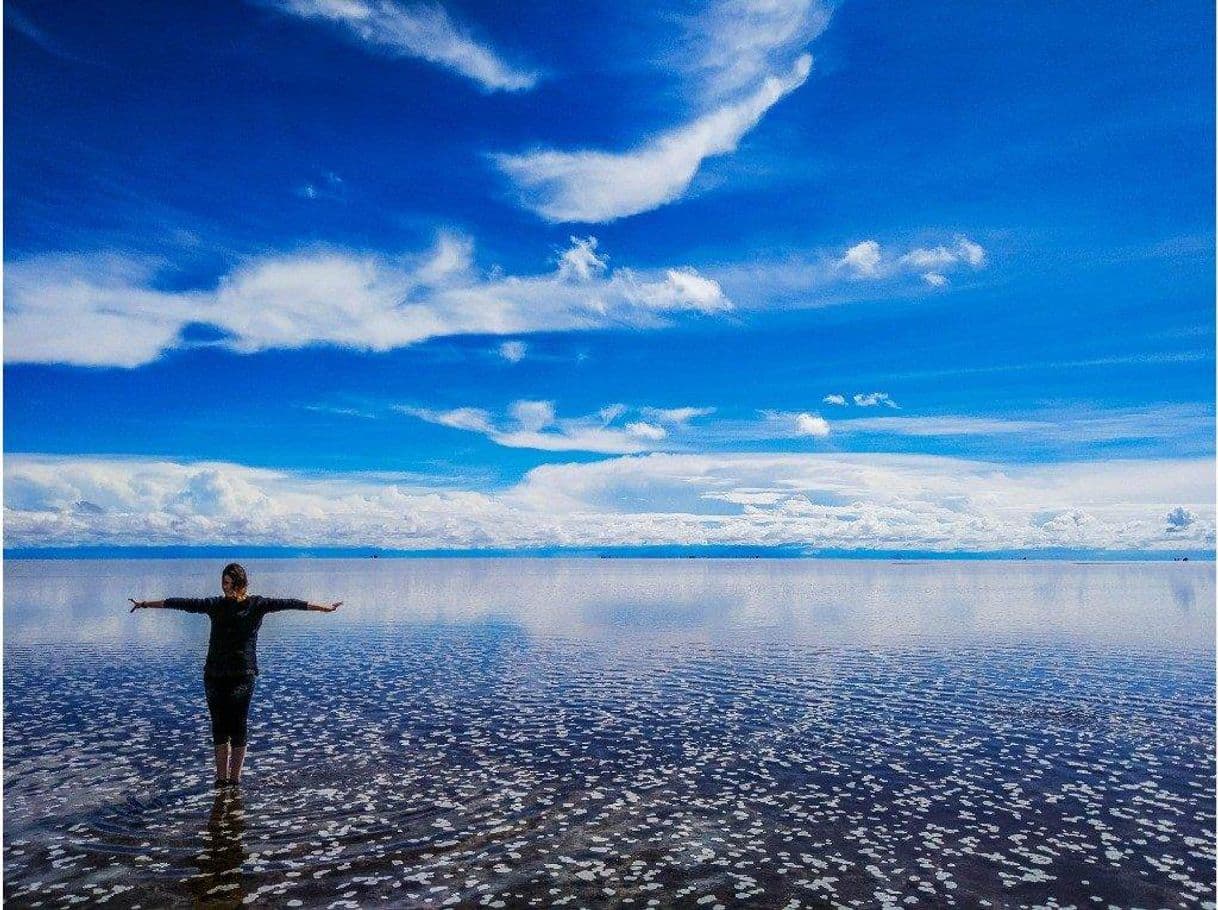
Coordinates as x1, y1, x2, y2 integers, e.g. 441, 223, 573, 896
128, 598, 144, 612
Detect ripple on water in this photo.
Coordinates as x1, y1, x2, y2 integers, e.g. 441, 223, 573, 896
4, 628, 1215, 909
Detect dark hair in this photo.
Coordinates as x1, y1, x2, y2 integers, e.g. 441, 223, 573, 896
222, 563, 248, 590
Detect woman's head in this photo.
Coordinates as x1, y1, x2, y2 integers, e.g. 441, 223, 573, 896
221, 563, 248, 598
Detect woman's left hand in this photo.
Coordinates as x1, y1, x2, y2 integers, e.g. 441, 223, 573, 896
320, 601, 342, 613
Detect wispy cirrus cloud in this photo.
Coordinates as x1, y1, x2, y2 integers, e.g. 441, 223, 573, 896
494, 55, 811, 223
494, 1, 835, 222
837, 405, 1214, 444
296, 171, 345, 202
841, 416, 1047, 436
327, 397, 1208, 459
654, 409, 838, 445
262, 0, 538, 92
712, 235, 988, 308
7, 452, 1213, 553
6, 5, 84, 62
395, 399, 1210, 454
4, 236, 729, 367
680, 0, 833, 103
397, 399, 693, 454
640, 406, 716, 425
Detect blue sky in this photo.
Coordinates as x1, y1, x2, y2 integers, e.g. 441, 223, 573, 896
4, 0, 1214, 554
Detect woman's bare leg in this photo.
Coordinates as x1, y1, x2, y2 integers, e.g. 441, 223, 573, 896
228, 746, 247, 783
214, 743, 230, 781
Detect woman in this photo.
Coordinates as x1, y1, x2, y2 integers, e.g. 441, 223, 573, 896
129, 563, 341, 787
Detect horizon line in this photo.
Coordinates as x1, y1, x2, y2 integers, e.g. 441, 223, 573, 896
4, 546, 1213, 562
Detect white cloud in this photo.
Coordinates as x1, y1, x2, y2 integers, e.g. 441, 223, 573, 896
5, 236, 730, 367
842, 416, 1046, 436
793, 412, 830, 437
598, 404, 628, 425
399, 400, 657, 455
493, 55, 812, 223
1034, 508, 1101, 544
640, 406, 715, 425
822, 394, 846, 406
264, 0, 538, 92
958, 238, 986, 267
490, 428, 649, 454
556, 236, 608, 281
8, 452, 1213, 553
399, 401, 1210, 456
397, 406, 493, 433
837, 241, 883, 278
497, 340, 527, 362
509, 399, 556, 432
837, 406, 1213, 444
2, 256, 206, 368
653, 269, 730, 311
752, 410, 832, 440
492, 1, 834, 222
414, 232, 473, 284
681, 0, 833, 102
839, 237, 987, 282
853, 392, 898, 408
1166, 506, 1197, 532
900, 237, 986, 270
715, 235, 989, 308
626, 422, 668, 441
296, 171, 345, 202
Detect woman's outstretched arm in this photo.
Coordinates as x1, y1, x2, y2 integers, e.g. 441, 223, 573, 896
257, 598, 343, 614
129, 598, 215, 613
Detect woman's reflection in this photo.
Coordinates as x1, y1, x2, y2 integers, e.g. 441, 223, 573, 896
191, 787, 248, 908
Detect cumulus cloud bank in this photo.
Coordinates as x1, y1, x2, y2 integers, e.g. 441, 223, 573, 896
494, 56, 812, 223
264, 0, 538, 91
4, 236, 730, 367
7, 453, 1213, 553
1166, 506, 1197, 532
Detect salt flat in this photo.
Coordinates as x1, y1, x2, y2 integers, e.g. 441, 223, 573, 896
4, 559, 1214, 908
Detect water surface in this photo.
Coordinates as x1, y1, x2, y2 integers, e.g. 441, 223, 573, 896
4, 559, 1214, 908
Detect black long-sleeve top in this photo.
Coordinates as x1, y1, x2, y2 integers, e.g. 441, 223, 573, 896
163, 595, 310, 677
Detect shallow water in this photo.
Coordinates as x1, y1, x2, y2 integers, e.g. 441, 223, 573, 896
4, 559, 1215, 908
